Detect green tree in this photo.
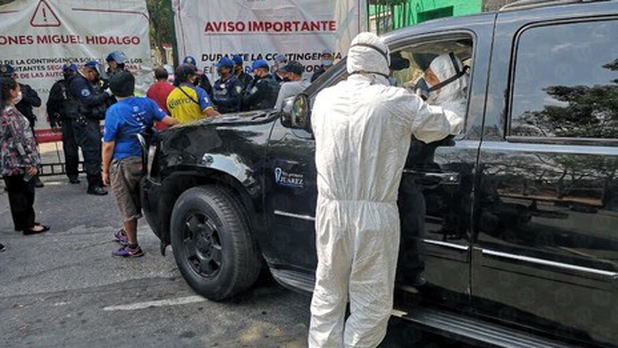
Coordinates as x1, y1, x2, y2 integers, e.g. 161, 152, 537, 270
147, 0, 174, 64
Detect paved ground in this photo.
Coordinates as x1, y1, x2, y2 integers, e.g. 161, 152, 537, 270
0, 143, 471, 348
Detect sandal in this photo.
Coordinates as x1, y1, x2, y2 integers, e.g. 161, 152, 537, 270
23, 224, 50, 235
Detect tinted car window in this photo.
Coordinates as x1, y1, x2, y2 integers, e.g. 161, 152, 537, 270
510, 20, 618, 140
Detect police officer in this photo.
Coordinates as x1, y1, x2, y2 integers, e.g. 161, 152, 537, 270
212, 57, 243, 114
47, 62, 80, 184
183, 55, 213, 100
67, 60, 111, 195
232, 54, 253, 92
0, 64, 44, 187
106, 50, 127, 77
241, 59, 280, 111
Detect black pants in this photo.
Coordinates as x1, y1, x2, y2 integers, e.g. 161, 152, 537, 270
3, 174, 36, 231
62, 119, 79, 178
73, 118, 102, 188
397, 174, 426, 281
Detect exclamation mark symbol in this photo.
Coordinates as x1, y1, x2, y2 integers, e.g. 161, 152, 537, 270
42, 7, 47, 22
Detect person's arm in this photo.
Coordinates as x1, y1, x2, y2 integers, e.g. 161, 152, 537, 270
242, 80, 267, 107
197, 88, 220, 117
161, 116, 179, 126
21, 84, 42, 107
69, 77, 108, 107
404, 93, 464, 144
274, 83, 291, 110
101, 141, 115, 186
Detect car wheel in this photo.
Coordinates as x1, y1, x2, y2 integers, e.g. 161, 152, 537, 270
170, 185, 261, 300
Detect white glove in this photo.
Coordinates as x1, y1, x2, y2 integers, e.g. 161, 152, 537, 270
104, 88, 113, 96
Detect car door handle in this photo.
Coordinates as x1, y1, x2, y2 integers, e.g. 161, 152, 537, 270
403, 169, 461, 185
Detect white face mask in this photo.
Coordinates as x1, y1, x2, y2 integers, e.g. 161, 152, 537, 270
14, 91, 23, 104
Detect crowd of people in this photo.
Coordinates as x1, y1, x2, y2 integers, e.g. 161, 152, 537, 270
0, 50, 323, 254
0, 38, 469, 348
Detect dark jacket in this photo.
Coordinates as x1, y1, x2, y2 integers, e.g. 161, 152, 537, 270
212, 75, 243, 114
241, 74, 280, 111
310, 66, 327, 83
47, 79, 72, 126
199, 74, 213, 100
67, 74, 109, 120
237, 72, 254, 91
16, 83, 41, 129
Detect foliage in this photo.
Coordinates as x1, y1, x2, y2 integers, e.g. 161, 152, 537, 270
147, 0, 174, 63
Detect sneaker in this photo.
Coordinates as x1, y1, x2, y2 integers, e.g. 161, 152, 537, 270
113, 229, 128, 246
87, 186, 108, 196
112, 245, 144, 258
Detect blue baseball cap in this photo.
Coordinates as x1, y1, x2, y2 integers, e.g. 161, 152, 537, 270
249, 59, 269, 72
216, 57, 234, 68
274, 54, 287, 63
0, 64, 14, 76
232, 55, 243, 65
183, 56, 197, 65
62, 61, 77, 72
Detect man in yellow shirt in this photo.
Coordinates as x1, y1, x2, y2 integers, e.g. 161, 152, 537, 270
167, 64, 219, 123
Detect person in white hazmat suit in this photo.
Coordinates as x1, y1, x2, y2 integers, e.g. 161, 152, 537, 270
308, 32, 464, 348
423, 52, 468, 116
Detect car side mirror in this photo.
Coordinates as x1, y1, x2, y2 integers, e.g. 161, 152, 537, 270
281, 93, 311, 131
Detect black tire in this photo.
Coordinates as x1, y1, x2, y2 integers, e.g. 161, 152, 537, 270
170, 185, 261, 300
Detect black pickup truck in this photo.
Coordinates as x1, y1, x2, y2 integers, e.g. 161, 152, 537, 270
142, 1, 618, 346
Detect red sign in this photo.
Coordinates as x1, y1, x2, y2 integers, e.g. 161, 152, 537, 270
30, 0, 61, 27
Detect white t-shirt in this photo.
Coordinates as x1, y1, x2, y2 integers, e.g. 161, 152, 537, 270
274, 79, 311, 110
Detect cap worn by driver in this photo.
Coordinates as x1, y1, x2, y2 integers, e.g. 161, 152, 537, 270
279, 60, 304, 76
216, 57, 234, 68
249, 59, 269, 72
0, 64, 15, 76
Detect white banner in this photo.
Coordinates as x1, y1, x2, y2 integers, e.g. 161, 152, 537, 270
172, 0, 366, 80
0, 0, 152, 142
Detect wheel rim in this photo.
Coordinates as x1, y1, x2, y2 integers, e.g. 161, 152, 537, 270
182, 212, 222, 278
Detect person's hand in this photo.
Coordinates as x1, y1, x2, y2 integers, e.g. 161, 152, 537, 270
52, 126, 62, 133
27, 167, 38, 176
104, 88, 113, 97
102, 172, 110, 186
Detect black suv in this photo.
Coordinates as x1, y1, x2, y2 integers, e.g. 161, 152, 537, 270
142, 1, 618, 346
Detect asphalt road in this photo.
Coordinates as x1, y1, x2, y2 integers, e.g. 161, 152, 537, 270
0, 175, 471, 348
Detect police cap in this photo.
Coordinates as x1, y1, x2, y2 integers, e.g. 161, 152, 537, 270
249, 59, 269, 72
0, 64, 15, 77
216, 57, 234, 69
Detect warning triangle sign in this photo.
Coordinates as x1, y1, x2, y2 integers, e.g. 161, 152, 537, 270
30, 0, 60, 27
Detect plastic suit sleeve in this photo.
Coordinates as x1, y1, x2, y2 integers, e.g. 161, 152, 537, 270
396, 93, 464, 144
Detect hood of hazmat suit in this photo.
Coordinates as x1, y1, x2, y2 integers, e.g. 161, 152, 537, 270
426, 53, 468, 116
308, 32, 464, 348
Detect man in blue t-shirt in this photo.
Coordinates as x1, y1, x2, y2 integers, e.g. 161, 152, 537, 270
102, 70, 178, 258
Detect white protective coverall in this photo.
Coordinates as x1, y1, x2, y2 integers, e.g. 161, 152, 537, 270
308, 32, 464, 348
426, 53, 469, 117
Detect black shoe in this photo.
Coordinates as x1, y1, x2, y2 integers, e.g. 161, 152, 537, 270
23, 224, 50, 235
87, 186, 108, 196
33, 176, 44, 188
69, 176, 81, 184
0, 243, 5, 252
